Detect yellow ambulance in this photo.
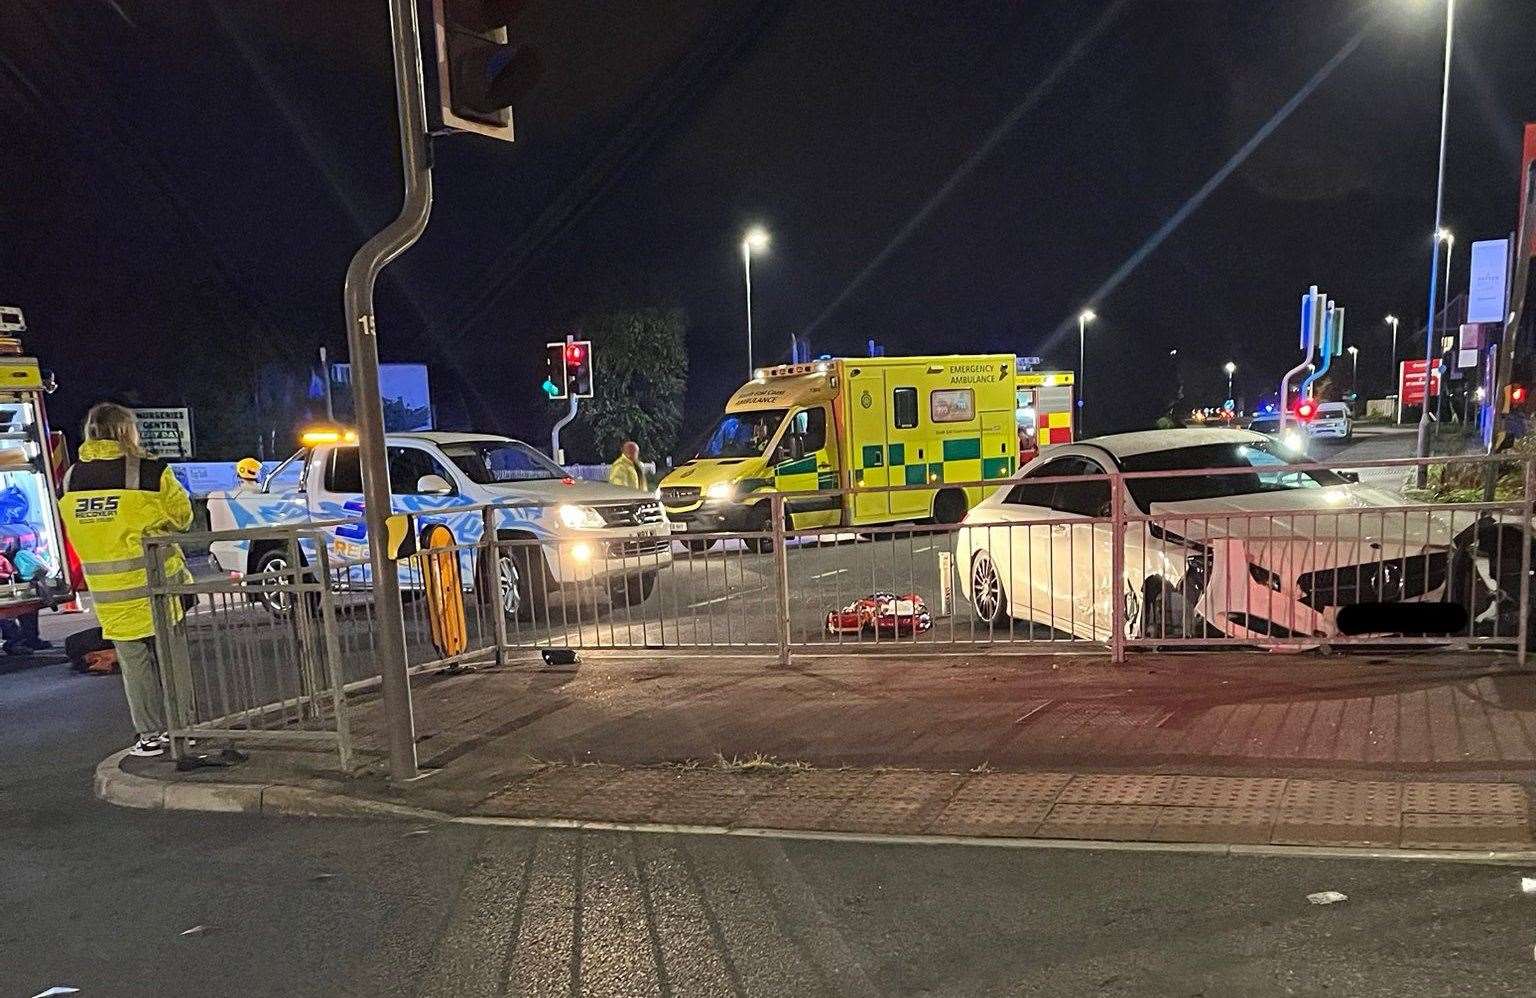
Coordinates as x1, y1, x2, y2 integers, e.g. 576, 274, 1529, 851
661, 354, 1039, 545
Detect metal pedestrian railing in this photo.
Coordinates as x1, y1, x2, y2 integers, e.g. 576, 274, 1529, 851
142, 451, 1536, 766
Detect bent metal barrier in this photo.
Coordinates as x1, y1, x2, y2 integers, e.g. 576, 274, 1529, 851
142, 453, 1534, 764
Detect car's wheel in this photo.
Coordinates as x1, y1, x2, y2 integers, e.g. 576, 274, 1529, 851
250, 547, 317, 618
933, 489, 968, 525
683, 537, 717, 553
610, 570, 658, 607
970, 550, 1008, 627
495, 539, 546, 623
1139, 576, 1205, 638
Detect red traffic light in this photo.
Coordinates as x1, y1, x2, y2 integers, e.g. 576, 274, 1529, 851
565, 343, 585, 365
1293, 398, 1318, 421
1512, 384, 1528, 406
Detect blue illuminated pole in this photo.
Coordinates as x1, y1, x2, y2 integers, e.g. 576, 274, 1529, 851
1414, 0, 1456, 480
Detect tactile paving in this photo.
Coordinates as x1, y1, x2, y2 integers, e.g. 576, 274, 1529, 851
861, 770, 965, 801
1035, 803, 1164, 840
1401, 782, 1529, 816
1149, 805, 1276, 844
735, 794, 853, 830
643, 791, 753, 827
1055, 774, 1176, 805
1400, 812, 1534, 849
948, 772, 1073, 805
1162, 776, 1286, 809
926, 800, 1051, 837
1279, 779, 1402, 820
775, 770, 878, 800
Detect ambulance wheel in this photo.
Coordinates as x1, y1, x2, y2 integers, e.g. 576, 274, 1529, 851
683, 538, 717, 553
743, 505, 776, 554
251, 547, 317, 618
933, 489, 968, 525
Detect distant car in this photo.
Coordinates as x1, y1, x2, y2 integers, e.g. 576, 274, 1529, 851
1307, 401, 1353, 440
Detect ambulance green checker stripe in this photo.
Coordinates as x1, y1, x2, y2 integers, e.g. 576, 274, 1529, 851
853, 437, 1014, 484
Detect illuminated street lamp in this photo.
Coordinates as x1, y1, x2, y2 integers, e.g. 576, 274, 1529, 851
1384, 314, 1399, 388
1223, 361, 1236, 402
741, 226, 770, 378
1347, 345, 1359, 397
1077, 309, 1096, 434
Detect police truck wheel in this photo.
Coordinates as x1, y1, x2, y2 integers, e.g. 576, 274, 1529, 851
251, 547, 317, 618
683, 538, 717, 553
495, 534, 546, 623
611, 570, 658, 607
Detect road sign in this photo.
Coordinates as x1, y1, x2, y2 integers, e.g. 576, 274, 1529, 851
1467, 238, 1510, 324
131, 407, 194, 460
1399, 359, 1441, 408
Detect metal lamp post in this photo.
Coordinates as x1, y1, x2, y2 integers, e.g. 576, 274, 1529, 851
1347, 345, 1359, 398
1436, 228, 1454, 424
1077, 309, 1096, 435
742, 227, 769, 378
1414, 0, 1457, 477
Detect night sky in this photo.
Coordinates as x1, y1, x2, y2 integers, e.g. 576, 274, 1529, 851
4, 0, 1536, 459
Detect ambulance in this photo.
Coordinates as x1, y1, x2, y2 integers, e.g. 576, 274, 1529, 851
660, 354, 1075, 546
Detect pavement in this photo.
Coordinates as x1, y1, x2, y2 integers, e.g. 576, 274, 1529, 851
16, 599, 1536, 993
101, 648, 1536, 855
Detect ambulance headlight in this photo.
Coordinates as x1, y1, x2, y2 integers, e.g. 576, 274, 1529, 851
558, 504, 604, 529
705, 482, 736, 500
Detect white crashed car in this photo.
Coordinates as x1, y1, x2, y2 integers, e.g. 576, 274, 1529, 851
955, 428, 1512, 642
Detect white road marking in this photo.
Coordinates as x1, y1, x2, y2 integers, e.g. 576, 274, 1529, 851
809, 568, 848, 580
911, 545, 933, 554
688, 588, 766, 608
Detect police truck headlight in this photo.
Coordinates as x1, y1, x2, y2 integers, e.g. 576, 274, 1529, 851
705, 482, 736, 500
558, 504, 604, 529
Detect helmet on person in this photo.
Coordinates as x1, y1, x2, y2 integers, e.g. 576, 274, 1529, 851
236, 457, 262, 482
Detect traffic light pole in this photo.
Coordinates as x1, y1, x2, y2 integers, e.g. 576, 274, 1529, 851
342, 0, 434, 783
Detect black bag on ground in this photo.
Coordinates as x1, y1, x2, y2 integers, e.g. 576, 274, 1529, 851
64, 626, 113, 672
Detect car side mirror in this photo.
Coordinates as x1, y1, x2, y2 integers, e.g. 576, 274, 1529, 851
790, 435, 806, 460
416, 474, 454, 496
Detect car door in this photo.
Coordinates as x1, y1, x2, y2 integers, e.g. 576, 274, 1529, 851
1045, 457, 1114, 639
993, 457, 1083, 632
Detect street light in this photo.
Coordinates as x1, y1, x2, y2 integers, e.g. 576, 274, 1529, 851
1347, 345, 1359, 397
1436, 229, 1455, 424
1384, 314, 1399, 388
741, 226, 770, 378
1077, 309, 1096, 435
1223, 361, 1236, 403
1414, 0, 1456, 475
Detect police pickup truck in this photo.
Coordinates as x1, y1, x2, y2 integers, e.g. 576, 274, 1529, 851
205, 431, 670, 617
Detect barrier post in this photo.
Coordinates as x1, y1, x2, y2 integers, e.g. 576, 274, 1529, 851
484, 506, 509, 667
1520, 458, 1534, 666
771, 494, 792, 666
1109, 472, 1127, 663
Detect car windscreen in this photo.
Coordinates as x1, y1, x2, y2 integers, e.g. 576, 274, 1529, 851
695, 409, 786, 459
1120, 441, 1344, 509
440, 441, 565, 484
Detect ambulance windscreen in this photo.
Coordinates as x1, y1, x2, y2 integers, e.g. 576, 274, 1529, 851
695, 409, 786, 460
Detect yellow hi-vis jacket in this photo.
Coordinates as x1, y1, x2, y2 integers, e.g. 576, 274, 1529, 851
58, 439, 193, 641
607, 454, 644, 491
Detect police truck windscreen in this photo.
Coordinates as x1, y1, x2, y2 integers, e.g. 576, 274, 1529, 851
694, 409, 786, 459
442, 440, 566, 483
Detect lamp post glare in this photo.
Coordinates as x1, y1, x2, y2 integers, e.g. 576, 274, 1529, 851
1077, 309, 1096, 435
1414, 0, 1456, 475
1347, 345, 1359, 397
741, 227, 770, 378
1223, 361, 1236, 404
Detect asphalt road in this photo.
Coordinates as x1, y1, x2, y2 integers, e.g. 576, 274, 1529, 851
6, 627, 1536, 997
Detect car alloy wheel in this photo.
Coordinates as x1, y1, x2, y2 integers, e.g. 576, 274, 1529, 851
971, 551, 1003, 624
498, 554, 522, 617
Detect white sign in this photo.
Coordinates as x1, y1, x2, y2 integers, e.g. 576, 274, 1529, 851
132, 407, 193, 460
1467, 238, 1510, 324
937, 551, 953, 617
0, 306, 24, 332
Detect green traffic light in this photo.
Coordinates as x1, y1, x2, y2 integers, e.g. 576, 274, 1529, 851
542, 379, 559, 398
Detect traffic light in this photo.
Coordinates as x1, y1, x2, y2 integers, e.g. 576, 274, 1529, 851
431, 0, 541, 142
542, 342, 567, 399
568, 340, 594, 398
1293, 398, 1318, 421
1506, 383, 1528, 409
